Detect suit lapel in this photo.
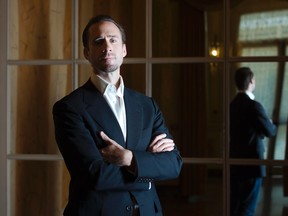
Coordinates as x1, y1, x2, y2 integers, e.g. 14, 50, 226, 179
83, 80, 125, 146
124, 89, 143, 149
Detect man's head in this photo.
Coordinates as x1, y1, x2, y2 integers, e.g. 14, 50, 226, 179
82, 15, 127, 74
234, 67, 255, 92
82, 15, 126, 48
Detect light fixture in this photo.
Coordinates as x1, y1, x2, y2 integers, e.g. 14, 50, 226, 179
209, 36, 220, 58
209, 36, 220, 72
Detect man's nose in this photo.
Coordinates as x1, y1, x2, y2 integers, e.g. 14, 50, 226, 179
102, 40, 112, 52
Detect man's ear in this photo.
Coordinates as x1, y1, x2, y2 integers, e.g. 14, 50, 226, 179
84, 47, 89, 60
123, 44, 127, 57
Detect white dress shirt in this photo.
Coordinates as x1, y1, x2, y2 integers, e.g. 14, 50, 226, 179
245, 91, 255, 100
91, 74, 127, 141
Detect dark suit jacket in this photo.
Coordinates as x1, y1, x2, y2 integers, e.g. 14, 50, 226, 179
53, 80, 182, 216
230, 92, 276, 177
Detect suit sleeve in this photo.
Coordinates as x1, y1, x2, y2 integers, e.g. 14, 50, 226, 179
132, 99, 183, 182
253, 101, 277, 137
53, 99, 151, 192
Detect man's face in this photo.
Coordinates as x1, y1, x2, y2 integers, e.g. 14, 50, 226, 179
84, 21, 127, 74
251, 77, 256, 92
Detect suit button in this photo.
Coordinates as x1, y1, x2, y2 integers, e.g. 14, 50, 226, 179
126, 205, 132, 212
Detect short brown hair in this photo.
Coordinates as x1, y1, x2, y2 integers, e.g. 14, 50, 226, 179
234, 67, 254, 91
82, 14, 126, 48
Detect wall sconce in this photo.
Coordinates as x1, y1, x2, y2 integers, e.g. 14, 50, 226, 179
209, 40, 220, 57
209, 37, 220, 72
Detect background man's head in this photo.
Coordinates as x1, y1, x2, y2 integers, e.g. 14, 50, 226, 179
235, 67, 254, 91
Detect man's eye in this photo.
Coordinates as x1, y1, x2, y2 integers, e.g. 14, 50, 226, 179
94, 38, 104, 45
110, 38, 118, 43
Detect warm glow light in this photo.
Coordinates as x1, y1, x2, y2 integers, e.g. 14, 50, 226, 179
211, 49, 218, 57
209, 37, 220, 57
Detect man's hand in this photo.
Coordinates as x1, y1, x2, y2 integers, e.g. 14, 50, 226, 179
148, 133, 175, 153
100, 131, 133, 167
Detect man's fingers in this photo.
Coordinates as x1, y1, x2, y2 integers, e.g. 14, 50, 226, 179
100, 131, 116, 145
162, 146, 175, 152
150, 133, 167, 146
100, 131, 109, 141
100, 131, 124, 151
150, 139, 175, 152
158, 143, 175, 151
152, 138, 174, 149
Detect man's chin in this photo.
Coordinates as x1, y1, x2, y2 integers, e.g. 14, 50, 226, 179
96, 66, 119, 73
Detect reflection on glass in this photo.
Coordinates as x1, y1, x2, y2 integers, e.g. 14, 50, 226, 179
279, 62, 288, 122
275, 62, 288, 160
230, 165, 288, 216
241, 47, 278, 57
230, 63, 276, 159
230, 0, 288, 57
209, 38, 221, 57
157, 164, 223, 216
9, 160, 69, 216
8, 65, 72, 154
229, 62, 287, 160
239, 10, 288, 42
239, 62, 277, 117
152, 0, 223, 57
274, 125, 287, 160
152, 63, 224, 158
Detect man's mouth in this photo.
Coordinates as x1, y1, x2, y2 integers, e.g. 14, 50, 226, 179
100, 54, 114, 61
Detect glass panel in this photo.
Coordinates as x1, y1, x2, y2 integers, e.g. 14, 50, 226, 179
78, 0, 146, 59
152, 0, 223, 57
8, 65, 72, 154
229, 62, 286, 160
9, 160, 69, 216
279, 62, 288, 122
152, 63, 225, 157
229, 0, 288, 57
157, 164, 223, 216
229, 165, 288, 216
78, 64, 91, 86
8, 0, 72, 60
78, 63, 146, 94
276, 62, 288, 160
121, 64, 146, 94
239, 62, 277, 117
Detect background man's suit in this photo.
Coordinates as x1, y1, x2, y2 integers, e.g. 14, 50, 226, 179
230, 92, 276, 177
53, 80, 182, 216
230, 92, 277, 215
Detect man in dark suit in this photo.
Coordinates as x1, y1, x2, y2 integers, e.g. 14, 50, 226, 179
52, 15, 182, 216
229, 67, 277, 216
